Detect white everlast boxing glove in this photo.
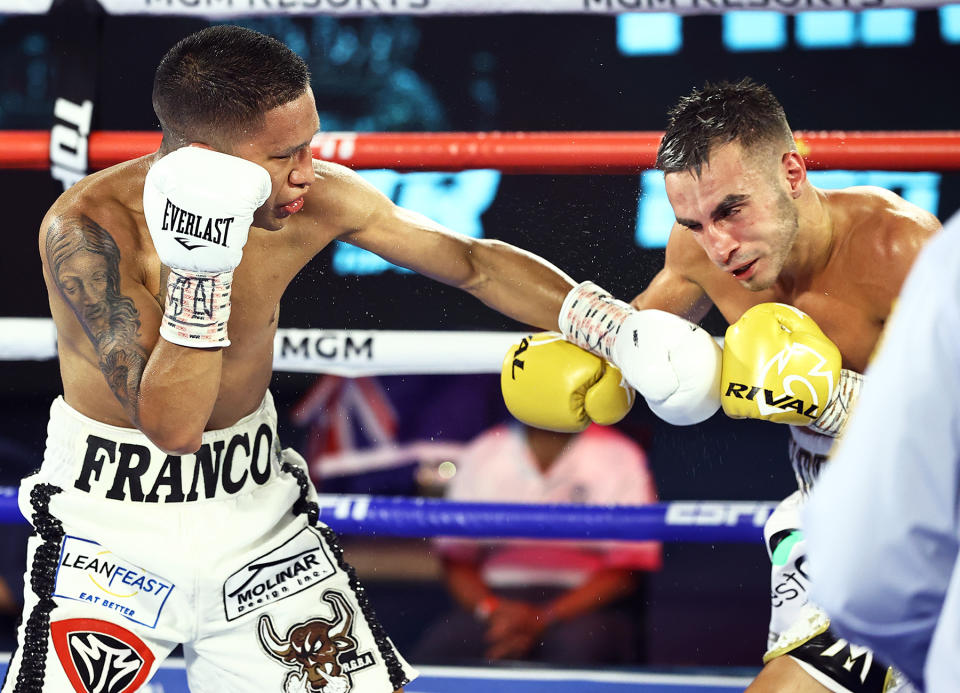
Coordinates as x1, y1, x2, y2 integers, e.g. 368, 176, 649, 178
559, 281, 722, 425
143, 147, 271, 348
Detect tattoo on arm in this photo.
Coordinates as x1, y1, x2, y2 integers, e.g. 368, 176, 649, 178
46, 215, 147, 422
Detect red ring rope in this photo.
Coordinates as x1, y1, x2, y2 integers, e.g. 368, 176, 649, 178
7, 130, 960, 172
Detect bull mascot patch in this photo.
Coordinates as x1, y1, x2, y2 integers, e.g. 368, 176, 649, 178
258, 590, 375, 693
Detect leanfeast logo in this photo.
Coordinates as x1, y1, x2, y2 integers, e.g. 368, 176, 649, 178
161, 199, 234, 249
223, 527, 336, 621
53, 536, 174, 629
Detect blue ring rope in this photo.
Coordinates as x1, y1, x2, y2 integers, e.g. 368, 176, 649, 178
0, 486, 774, 543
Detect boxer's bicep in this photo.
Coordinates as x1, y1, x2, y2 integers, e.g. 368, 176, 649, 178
631, 267, 711, 322
325, 166, 476, 283
331, 168, 570, 298
352, 204, 479, 285
43, 213, 157, 421
631, 223, 712, 321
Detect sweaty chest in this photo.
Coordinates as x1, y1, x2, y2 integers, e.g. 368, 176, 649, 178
708, 277, 884, 373
789, 295, 882, 372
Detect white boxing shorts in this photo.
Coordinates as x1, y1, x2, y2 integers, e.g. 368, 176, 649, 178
760, 428, 914, 693
2, 393, 416, 693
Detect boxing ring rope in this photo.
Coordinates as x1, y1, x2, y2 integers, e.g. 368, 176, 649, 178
9, 129, 960, 172
0, 486, 773, 542
0, 320, 531, 375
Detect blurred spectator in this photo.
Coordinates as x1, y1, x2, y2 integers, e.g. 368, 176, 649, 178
291, 373, 508, 495
414, 421, 661, 665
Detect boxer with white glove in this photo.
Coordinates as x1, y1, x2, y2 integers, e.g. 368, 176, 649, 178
557, 281, 722, 426
721, 302, 862, 436
501, 332, 634, 433
143, 146, 272, 348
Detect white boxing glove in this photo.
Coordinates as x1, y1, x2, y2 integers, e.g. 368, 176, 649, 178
143, 147, 271, 348
559, 281, 722, 425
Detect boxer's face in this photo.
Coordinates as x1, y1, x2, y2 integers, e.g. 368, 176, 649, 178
229, 88, 320, 231
56, 249, 111, 334
665, 141, 799, 291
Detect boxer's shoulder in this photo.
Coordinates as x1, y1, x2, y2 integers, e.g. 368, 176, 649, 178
827, 186, 940, 248
275, 158, 380, 250
827, 187, 937, 280
306, 158, 372, 210
42, 156, 152, 249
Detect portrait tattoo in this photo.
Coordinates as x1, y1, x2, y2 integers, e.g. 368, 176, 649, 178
46, 215, 147, 421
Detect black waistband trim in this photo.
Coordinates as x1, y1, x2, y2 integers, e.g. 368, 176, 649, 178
281, 462, 408, 691
13, 484, 64, 693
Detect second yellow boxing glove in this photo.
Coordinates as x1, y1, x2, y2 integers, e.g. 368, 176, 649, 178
501, 332, 635, 432
722, 303, 842, 425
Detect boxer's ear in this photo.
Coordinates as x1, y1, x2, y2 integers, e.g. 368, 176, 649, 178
782, 151, 806, 199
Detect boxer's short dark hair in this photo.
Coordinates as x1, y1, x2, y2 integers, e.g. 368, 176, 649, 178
153, 25, 311, 148
656, 78, 795, 176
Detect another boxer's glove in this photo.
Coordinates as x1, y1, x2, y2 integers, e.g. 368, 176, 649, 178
143, 147, 271, 348
721, 303, 859, 434
559, 281, 722, 426
501, 332, 634, 433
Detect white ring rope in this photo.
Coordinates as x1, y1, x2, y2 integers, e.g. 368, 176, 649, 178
0, 317, 527, 375
0, 318, 725, 375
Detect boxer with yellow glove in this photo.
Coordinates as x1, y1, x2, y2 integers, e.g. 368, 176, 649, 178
501, 332, 635, 432
721, 303, 863, 436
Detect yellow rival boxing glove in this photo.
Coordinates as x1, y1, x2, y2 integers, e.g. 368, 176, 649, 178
501, 332, 635, 433
721, 303, 841, 425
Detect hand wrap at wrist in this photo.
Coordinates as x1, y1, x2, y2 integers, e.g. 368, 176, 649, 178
558, 281, 634, 360
160, 269, 233, 348
808, 369, 863, 437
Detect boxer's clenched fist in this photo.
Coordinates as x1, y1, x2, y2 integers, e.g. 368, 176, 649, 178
501, 332, 634, 433
143, 147, 271, 347
144, 146, 271, 273
721, 303, 842, 426
559, 281, 722, 425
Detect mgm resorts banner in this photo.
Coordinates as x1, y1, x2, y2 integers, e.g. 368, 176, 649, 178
47, 0, 939, 18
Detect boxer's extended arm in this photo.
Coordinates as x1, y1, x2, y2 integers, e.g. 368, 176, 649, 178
332, 170, 574, 331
